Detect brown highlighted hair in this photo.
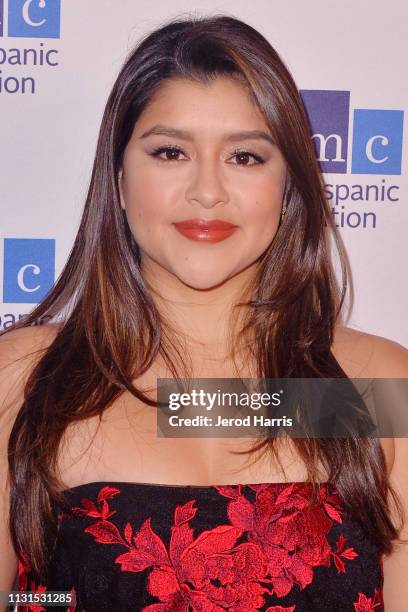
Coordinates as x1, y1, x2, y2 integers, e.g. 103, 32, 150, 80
2, 13, 403, 576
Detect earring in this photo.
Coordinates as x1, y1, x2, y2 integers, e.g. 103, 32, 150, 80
281, 205, 287, 219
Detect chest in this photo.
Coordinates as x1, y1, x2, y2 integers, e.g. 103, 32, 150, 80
56, 350, 392, 489
57, 373, 328, 489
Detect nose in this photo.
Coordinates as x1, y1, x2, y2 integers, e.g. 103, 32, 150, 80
185, 156, 229, 209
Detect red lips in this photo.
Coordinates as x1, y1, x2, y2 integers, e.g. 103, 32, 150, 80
173, 218, 238, 243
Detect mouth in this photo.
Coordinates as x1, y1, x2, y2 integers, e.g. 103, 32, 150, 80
173, 218, 239, 243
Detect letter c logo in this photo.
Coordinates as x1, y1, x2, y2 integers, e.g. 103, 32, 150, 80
22, 0, 46, 28
17, 264, 41, 292
366, 135, 389, 164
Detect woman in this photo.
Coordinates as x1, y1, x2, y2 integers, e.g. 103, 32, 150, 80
1, 13, 407, 612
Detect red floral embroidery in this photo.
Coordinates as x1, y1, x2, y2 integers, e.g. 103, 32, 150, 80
18, 482, 383, 611
331, 533, 358, 573
17, 552, 83, 612
353, 588, 383, 611
70, 484, 120, 520
216, 482, 347, 598
74, 487, 271, 609
66, 482, 360, 610
17, 553, 48, 612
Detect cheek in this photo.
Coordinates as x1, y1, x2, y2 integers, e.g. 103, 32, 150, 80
123, 173, 169, 241
234, 177, 284, 260
241, 177, 284, 231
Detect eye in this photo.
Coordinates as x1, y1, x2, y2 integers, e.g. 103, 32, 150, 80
149, 145, 187, 162
229, 149, 265, 166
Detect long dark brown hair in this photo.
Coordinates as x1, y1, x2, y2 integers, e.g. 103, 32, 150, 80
3, 13, 404, 576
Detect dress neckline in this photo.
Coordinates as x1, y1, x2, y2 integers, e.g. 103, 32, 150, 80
60, 479, 332, 494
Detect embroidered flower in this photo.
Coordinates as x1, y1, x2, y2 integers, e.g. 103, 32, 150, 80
216, 483, 346, 598
78, 491, 271, 609
18, 482, 383, 611
353, 587, 383, 611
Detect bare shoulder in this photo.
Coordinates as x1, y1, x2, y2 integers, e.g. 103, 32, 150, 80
332, 324, 408, 477
0, 322, 61, 359
0, 323, 62, 412
332, 324, 408, 378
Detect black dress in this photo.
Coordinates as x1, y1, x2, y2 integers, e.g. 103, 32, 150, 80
17, 480, 384, 611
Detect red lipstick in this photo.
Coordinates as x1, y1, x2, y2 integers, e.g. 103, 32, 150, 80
173, 218, 238, 243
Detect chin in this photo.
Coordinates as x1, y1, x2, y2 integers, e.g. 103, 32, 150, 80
175, 270, 233, 291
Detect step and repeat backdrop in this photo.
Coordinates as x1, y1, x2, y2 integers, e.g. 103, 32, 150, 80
0, 0, 407, 346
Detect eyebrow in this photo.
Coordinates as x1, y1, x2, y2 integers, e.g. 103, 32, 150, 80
139, 125, 275, 146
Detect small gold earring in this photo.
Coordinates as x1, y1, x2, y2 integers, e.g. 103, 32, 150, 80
281, 206, 287, 219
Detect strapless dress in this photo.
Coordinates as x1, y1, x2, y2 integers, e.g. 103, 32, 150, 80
17, 480, 384, 611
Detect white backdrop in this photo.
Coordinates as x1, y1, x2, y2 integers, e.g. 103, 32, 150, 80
1, 0, 407, 347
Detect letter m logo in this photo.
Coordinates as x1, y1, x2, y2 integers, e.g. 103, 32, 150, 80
300, 90, 350, 174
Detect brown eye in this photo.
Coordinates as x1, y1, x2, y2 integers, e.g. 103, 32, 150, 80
163, 148, 181, 161
235, 152, 251, 165
150, 146, 186, 161
231, 150, 264, 166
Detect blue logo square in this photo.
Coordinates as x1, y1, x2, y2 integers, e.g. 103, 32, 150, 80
300, 90, 350, 174
351, 109, 404, 175
3, 238, 55, 303
8, 0, 61, 39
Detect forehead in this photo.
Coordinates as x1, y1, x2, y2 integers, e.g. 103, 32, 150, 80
133, 76, 269, 134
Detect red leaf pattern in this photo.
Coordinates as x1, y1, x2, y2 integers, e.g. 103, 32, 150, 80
331, 532, 359, 574
353, 588, 383, 610
17, 482, 384, 611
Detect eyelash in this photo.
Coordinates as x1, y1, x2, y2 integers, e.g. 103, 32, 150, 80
149, 145, 265, 166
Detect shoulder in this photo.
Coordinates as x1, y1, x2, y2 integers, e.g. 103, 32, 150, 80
0, 322, 61, 363
332, 325, 408, 477
332, 324, 408, 378
0, 322, 61, 356
0, 323, 61, 413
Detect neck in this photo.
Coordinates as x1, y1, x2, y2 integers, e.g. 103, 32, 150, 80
141, 257, 258, 364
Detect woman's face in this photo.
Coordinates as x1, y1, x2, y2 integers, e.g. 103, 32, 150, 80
118, 76, 287, 291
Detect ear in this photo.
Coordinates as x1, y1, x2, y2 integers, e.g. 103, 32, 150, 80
118, 169, 125, 210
